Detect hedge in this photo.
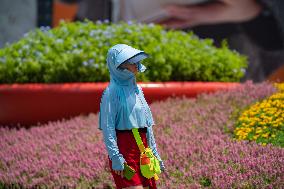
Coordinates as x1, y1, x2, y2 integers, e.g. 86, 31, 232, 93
0, 20, 247, 83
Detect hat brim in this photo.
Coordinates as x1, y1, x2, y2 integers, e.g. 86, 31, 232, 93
115, 46, 149, 68
125, 53, 149, 64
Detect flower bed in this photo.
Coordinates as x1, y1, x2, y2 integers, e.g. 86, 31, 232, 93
234, 83, 284, 147
1, 82, 283, 189
0, 20, 247, 83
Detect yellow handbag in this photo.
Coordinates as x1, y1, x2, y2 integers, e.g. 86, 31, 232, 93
132, 128, 161, 180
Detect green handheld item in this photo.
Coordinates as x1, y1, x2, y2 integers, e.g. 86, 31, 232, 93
123, 164, 136, 180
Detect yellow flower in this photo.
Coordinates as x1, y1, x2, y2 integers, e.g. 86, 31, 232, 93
234, 82, 283, 145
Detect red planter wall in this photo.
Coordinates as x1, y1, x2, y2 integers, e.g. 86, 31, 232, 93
0, 82, 240, 127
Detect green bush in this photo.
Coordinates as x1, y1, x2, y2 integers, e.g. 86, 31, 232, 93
0, 20, 247, 83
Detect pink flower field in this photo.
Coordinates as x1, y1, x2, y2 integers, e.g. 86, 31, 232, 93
0, 81, 283, 189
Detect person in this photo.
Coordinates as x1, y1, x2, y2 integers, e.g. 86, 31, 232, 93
159, 0, 284, 82
98, 44, 166, 189
160, 0, 264, 29
106, 0, 283, 81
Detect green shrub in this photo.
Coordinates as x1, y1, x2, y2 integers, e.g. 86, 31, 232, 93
0, 20, 247, 83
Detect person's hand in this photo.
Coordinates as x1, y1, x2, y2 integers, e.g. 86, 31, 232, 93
113, 162, 127, 178
114, 170, 124, 178
160, 0, 263, 29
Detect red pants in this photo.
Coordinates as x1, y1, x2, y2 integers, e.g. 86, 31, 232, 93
108, 127, 157, 189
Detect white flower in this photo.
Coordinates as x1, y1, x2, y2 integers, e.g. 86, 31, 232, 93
148, 23, 155, 27
23, 45, 29, 49
73, 49, 82, 54
89, 59, 94, 64
35, 51, 42, 57
56, 39, 63, 43
124, 28, 132, 34
89, 30, 96, 37
127, 20, 133, 25
96, 20, 102, 25
45, 47, 50, 53
241, 68, 246, 73
0, 57, 6, 63
82, 61, 88, 66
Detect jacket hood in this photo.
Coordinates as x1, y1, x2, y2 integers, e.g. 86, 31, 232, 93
106, 44, 148, 86
99, 44, 155, 132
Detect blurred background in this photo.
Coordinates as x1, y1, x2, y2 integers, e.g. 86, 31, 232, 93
1, 0, 283, 82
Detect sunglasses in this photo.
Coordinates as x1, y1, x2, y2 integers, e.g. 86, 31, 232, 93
118, 62, 138, 70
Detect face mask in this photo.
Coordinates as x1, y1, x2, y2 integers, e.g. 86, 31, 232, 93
118, 63, 138, 73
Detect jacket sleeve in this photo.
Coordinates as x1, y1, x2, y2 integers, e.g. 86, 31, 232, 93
99, 91, 125, 171
146, 125, 166, 172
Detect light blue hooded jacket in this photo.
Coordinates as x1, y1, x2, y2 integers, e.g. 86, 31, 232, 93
98, 44, 165, 171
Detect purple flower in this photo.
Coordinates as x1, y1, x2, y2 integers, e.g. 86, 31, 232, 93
0, 81, 282, 188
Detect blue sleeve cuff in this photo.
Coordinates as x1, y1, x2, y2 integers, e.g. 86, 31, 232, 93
159, 160, 166, 172
111, 153, 125, 170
